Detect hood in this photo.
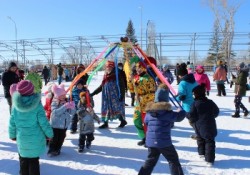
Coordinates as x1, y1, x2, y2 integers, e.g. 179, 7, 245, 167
12, 92, 41, 112
145, 101, 172, 117
181, 73, 196, 83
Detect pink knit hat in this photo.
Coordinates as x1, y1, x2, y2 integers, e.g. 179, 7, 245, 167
51, 84, 66, 98
16, 80, 34, 96
10, 83, 17, 96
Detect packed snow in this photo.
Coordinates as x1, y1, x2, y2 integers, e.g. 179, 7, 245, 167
1, 71, 250, 175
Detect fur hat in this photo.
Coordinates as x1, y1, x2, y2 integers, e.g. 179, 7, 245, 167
106, 60, 115, 68
79, 92, 86, 98
217, 60, 223, 66
192, 85, 206, 98
16, 80, 34, 96
52, 84, 66, 98
8, 62, 17, 69
177, 63, 188, 76
154, 84, 169, 102
10, 83, 17, 96
238, 62, 245, 69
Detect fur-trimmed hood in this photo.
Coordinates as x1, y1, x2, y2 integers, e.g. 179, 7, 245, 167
145, 101, 172, 117
12, 92, 41, 112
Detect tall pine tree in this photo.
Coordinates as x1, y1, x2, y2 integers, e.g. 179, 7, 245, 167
126, 20, 137, 43
207, 19, 223, 64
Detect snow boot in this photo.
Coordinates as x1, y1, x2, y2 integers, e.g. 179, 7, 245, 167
118, 119, 127, 128
137, 138, 146, 146
99, 121, 108, 129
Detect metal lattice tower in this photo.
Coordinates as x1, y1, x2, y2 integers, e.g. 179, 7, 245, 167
146, 21, 160, 64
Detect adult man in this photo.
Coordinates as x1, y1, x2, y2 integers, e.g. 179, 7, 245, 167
2, 62, 20, 113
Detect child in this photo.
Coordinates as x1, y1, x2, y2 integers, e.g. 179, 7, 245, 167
43, 82, 55, 120
138, 84, 186, 175
176, 63, 198, 139
194, 65, 211, 96
9, 80, 53, 175
187, 85, 219, 166
77, 91, 100, 153
70, 79, 88, 133
48, 84, 75, 157
25, 65, 43, 93
162, 64, 174, 84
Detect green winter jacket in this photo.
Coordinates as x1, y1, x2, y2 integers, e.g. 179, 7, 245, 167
25, 72, 43, 93
9, 93, 53, 158
233, 68, 249, 96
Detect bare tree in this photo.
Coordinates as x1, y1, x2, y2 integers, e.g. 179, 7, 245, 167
203, 0, 243, 68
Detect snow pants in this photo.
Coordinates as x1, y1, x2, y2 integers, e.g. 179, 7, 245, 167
138, 145, 184, 175
19, 156, 40, 175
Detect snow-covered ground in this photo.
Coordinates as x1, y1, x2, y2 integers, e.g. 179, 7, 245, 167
1, 71, 250, 175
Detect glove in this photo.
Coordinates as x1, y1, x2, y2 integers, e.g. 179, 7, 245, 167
206, 91, 209, 96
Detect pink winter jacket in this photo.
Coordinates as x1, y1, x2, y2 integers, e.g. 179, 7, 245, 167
213, 66, 227, 83
194, 73, 211, 91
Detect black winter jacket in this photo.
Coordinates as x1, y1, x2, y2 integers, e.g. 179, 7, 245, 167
187, 97, 219, 139
2, 70, 20, 98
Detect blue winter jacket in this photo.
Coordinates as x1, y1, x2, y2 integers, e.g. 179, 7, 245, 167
144, 102, 186, 148
9, 93, 53, 158
176, 74, 198, 112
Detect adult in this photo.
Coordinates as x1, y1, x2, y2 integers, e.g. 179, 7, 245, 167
231, 62, 249, 118
2, 62, 20, 113
57, 63, 64, 85
213, 60, 227, 96
132, 57, 156, 146
42, 65, 50, 85
161, 64, 174, 84
90, 61, 127, 128
72, 64, 89, 86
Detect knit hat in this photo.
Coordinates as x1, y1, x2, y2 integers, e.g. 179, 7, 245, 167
51, 84, 66, 98
238, 62, 245, 69
10, 83, 17, 96
75, 79, 84, 86
154, 84, 169, 102
177, 63, 188, 76
145, 57, 157, 66
44, 82, 55, 94
8, 62, 17, 69
162, 64, 168, 69
192, 85, 206, 98
195, 65, 204, 73
16, 80, 34, 96
106, 60, 115, 68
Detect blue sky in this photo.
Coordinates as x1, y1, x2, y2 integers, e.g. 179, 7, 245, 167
0, 0, 249, 64
1, 0, 249, 40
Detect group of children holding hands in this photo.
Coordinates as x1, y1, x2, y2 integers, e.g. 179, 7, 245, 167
8, 60, 221, 175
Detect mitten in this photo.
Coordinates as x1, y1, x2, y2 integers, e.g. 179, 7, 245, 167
68, 101, 75, 109
206, 91, 209, 96
64, 102, 72, 109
